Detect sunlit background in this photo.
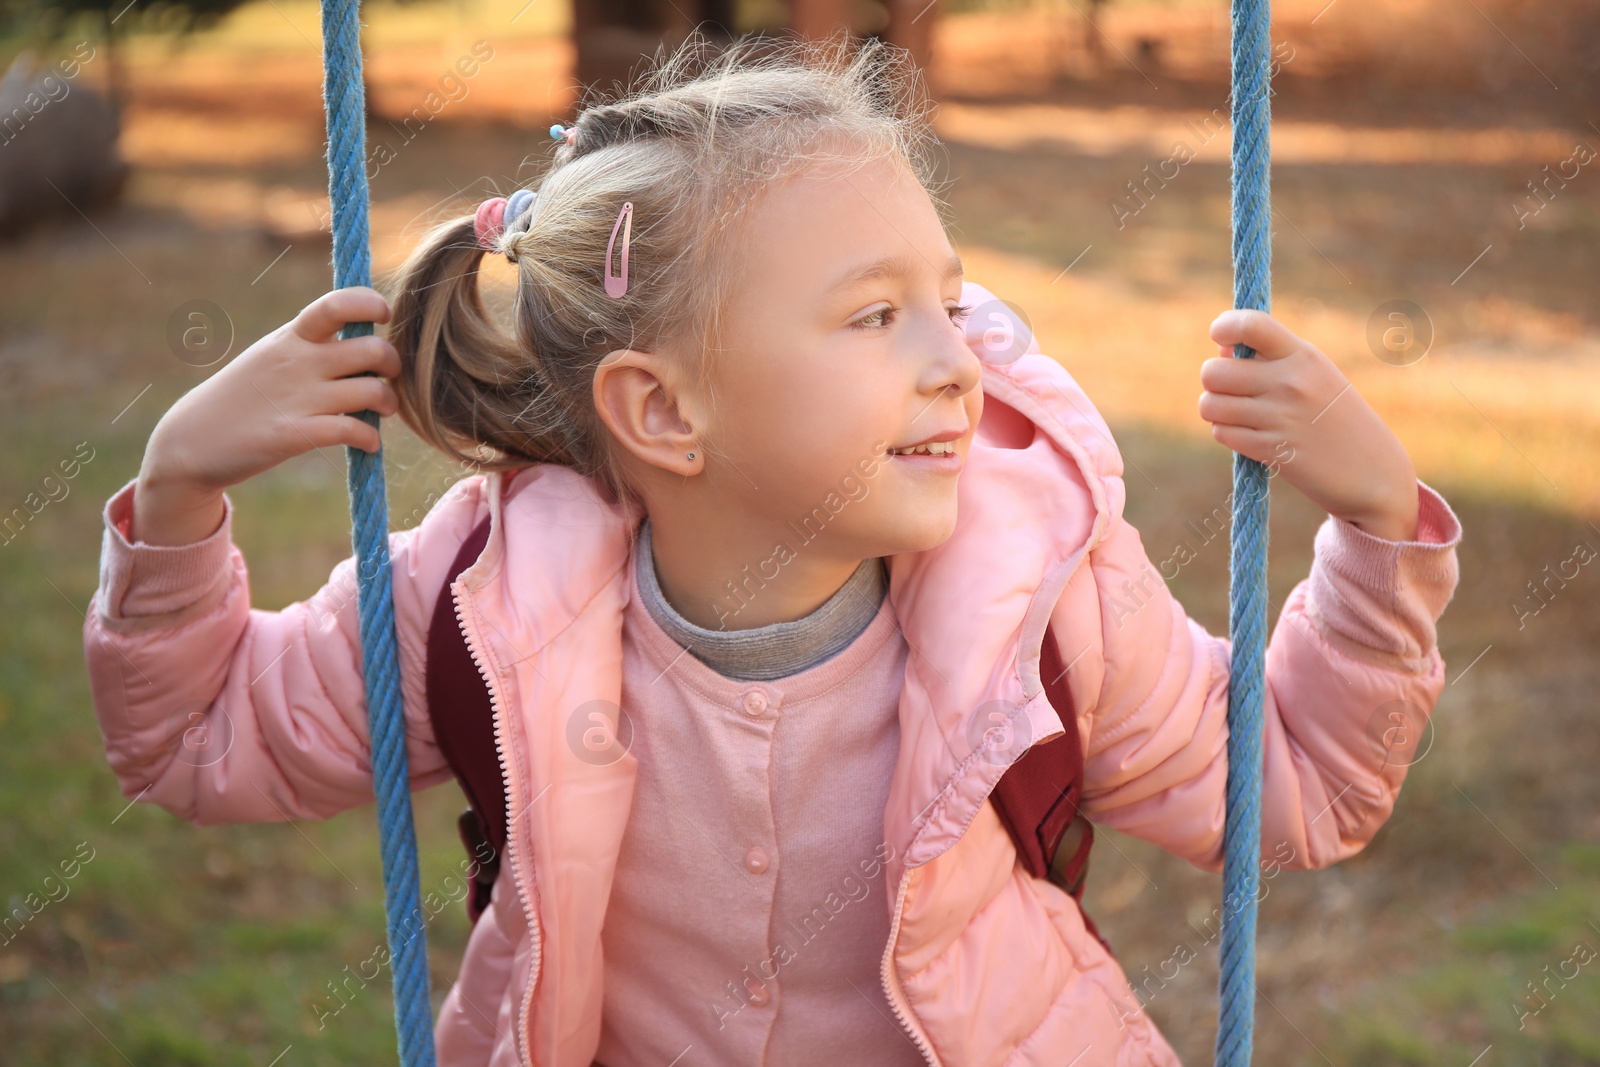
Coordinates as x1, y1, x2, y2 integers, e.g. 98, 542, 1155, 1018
1, 0, 1597, 1062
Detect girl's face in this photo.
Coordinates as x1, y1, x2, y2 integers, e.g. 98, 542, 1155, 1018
704, 153, 983, 562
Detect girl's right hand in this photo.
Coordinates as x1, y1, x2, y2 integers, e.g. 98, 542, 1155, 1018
134, 287, 402, 545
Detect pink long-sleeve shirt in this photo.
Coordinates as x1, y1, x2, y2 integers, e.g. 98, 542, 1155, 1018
597, 517, 919, 1066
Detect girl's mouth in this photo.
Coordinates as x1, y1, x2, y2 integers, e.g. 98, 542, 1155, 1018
888, 441, 957, 457
888, 445, 962, 472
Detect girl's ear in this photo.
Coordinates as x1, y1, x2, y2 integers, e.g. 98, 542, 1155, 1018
592, 347, 703, 476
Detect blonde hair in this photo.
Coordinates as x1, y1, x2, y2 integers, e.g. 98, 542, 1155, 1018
382, 28, 949, 529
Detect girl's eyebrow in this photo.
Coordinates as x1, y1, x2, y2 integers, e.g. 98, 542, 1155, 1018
824, 252, 965, 295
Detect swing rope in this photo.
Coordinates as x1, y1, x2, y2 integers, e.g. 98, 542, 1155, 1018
319, 0, 438, 1063
1219, 0, 1273, 1062
313, 0, 1270, 1062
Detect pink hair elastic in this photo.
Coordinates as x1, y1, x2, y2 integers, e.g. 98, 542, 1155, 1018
474, 196, 509, 251
605, 201, 633, 299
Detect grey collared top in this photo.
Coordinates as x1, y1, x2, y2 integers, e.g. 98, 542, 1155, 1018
633, 518, 888, 681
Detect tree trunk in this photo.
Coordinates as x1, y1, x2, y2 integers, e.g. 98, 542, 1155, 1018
99, 7, 125, 123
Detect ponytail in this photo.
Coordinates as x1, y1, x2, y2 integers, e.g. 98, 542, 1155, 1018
382, 215, 578, 473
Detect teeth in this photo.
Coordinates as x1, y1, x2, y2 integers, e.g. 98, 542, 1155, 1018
891, 440, 954, 456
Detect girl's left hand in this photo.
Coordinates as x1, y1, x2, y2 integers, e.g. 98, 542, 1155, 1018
1200, 309, 1420, 542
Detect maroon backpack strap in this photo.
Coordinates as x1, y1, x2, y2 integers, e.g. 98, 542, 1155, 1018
425, 514, 503, 925
988, 620, 1110, 956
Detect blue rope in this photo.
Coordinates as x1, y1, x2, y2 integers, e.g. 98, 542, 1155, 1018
319, 0, 438, 1063
1219, 0, 1272, 1062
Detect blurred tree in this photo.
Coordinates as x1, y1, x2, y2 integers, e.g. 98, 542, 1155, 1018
0, 0, 252, 120
0, 0, 444, 122
1082, 0, 1108, 68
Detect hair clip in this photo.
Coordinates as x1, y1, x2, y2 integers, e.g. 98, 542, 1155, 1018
549, 123, 578, 147
605, 201, 633, 298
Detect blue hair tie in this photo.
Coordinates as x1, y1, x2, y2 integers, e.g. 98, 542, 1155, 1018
504, 188, 537, 227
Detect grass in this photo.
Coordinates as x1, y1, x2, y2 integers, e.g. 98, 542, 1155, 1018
1318, 873, 1600, 1065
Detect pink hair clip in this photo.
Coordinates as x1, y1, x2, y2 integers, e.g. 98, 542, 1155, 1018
605, 201, 633, 298
474, 196, 509, 251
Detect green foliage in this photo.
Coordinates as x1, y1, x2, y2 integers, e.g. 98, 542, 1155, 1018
0, 0, 253, 43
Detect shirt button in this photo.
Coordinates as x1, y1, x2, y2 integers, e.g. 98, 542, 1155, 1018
744, 847, 770, 874
747, 980, 771, 1007
740, 688, 770, 717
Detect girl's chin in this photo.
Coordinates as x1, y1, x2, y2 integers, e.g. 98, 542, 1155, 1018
871, 503, 960, 557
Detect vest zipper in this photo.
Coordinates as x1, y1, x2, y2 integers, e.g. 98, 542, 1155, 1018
453, 579, 542, 1067
879, 696, 1061, 1067
880, 869, 940, 1066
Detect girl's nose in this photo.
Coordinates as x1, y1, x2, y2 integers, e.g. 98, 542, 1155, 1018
919, 311, 983, 400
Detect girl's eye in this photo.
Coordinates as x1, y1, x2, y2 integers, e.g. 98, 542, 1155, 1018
854, 303, 976, 330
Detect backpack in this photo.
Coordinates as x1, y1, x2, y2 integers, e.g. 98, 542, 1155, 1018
424, 515, 1109, 955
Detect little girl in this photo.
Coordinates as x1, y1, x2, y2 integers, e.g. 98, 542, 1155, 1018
82, 32, 1462, 1067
